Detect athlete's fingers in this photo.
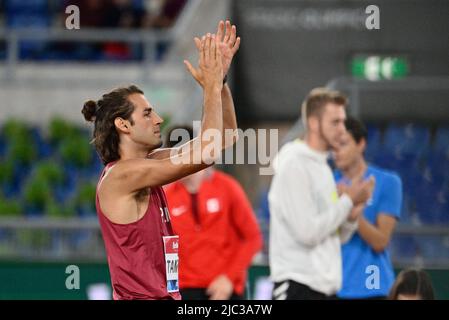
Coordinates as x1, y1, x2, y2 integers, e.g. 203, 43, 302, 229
200, 35, 206, 61
223, 20, 231, 43
231, 37, 241, 54
194, 37, 201, 51
184, 60, 198, 81
204, 33, 211, 63
216, 20, 224, 42
215, 35, 222, 61
210, 34, 217, 60
229, 25, 237, 47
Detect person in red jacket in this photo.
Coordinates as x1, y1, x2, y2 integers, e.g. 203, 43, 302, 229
164, 125, 263, 300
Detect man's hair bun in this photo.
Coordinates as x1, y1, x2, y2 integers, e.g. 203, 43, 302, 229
82, 100, 98, 122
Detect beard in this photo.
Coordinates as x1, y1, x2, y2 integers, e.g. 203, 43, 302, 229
318, 121, 335, 151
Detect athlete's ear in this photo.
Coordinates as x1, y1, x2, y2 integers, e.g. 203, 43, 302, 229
114, 117, 130, 133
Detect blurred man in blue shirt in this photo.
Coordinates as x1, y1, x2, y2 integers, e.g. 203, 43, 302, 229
334, 117, 403, 299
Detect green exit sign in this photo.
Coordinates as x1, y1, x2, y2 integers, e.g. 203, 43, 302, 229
351, 55, 409, 81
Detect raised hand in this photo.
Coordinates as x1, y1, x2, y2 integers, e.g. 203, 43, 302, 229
215, 20, 241, 77
191, 21, 240, 79
184, 33, 223, 90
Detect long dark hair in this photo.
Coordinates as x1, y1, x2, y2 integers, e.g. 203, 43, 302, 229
389, 269, 435, 300
82, 85, 143, 164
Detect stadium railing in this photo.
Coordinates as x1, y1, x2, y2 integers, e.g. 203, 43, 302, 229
0, 218, 448, 268
0, 0, 203, 80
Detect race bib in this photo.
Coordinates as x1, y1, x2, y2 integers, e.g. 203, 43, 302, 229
163, 235, 179, 293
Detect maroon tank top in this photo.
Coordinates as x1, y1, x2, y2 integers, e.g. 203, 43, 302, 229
96, 162, 181, 300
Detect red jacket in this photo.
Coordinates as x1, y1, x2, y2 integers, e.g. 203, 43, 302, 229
164, 171, 263, 295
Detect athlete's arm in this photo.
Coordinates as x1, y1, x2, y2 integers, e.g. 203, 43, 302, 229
146, 141, 196, 160
217, 20, 239, 147
102, 34, 226, 194
221, 83, 238, 148
147, 89, 237, 164
147, 21, 240, 160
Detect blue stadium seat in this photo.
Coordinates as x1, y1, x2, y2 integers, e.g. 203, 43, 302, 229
399, 194, 414, 225
391, 235, 417, 260
7, 14, 50, 28
88, 154, 103, 177
373, 152, 420, 179
433, 126, 449, 155
62, 165, 79, 195
371, 153, 393, 170
422, 152, 448, 187
5, 0, 48, 12
418, 235, 449, 260
4, 0, 48, 11
2, 163, 30, 198
437, 205, 449, 223
383, 123, 430, 157
365, 124, 382, 162
414, 184, 448, 225
53, 184, 75, 204
402, 169, 422, 198
0, 134, 6, 157
30, 127, 52, 158
440, 237, 449, 259
5, 0, 50, 28
1, 119, 105, 219
435, 187, 449, 223
5, 0, 51, 60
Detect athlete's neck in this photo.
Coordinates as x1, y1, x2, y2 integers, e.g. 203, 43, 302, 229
119, 143, 152, 160
343, 158, 367, 181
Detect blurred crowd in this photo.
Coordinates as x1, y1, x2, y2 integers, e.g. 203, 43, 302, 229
60, 0, 188, 29
0, 0, 189, 60
0, 0, 188, 29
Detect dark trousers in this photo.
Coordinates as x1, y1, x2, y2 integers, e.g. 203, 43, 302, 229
180, 288, 243, 300
272, 280, 337, 300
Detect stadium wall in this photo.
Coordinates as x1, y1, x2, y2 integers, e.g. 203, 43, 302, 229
0, 262, 448, 300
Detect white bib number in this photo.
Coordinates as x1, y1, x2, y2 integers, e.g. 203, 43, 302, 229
163, 235, 179, 293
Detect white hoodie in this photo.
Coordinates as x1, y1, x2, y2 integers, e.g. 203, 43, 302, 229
269, 139, 357, 296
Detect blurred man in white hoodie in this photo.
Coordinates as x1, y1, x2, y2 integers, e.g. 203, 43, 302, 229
269, 88, 374, 300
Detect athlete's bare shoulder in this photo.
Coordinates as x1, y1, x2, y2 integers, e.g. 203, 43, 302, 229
98, 159, 140, 196
97, 161, 153, 224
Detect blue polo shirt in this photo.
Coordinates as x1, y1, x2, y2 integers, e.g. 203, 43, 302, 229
334, 165, 402, 298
